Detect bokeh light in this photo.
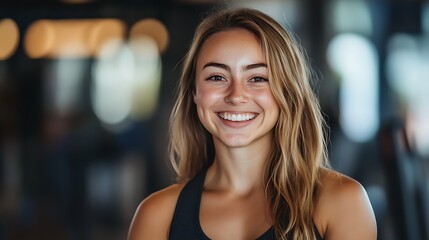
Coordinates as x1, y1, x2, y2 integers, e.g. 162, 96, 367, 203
91, 35, 162, 130
128, 36, 162, 120
43, 59, 87, 114
329, 0, 372, 35
92, 40, 135, 126
25, 19, 125, 58
130, 18, 169, 54
0, 18, 20, 60
386, 34, 429, 157
327, 33, 379, 142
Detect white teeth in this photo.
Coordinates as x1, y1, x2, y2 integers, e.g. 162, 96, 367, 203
219, 112, 256, 122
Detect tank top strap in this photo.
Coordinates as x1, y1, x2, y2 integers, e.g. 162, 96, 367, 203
169, 169, 209, 240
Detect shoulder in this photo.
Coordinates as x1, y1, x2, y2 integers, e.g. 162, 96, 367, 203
314, 169, 377, 240
128, 183, 185, 240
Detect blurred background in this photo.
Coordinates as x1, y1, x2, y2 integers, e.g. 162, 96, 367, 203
0, 0, 428, 239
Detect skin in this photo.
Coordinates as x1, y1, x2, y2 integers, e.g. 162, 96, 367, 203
128, 29, 377, 240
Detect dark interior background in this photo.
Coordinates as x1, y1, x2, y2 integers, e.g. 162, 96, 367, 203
0, 0, 428, 239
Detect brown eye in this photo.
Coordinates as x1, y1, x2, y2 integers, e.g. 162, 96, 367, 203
207, 75, 225, 81
250, 76, 267, 82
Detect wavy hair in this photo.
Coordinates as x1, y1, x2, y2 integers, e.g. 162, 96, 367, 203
169, 8, 329, 240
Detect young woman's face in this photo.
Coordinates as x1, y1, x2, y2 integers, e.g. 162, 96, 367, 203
194, 28, 280, 148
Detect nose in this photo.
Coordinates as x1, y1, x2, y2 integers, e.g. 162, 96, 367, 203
224, 81, 248, 105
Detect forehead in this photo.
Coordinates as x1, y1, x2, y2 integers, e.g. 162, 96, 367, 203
196, 28, 265, 68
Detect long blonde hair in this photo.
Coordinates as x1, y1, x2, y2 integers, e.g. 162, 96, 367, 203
169, 8, 329, 240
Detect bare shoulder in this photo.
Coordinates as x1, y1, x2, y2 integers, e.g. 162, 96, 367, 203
128, 183, 185, 240
314, 168, 377, 240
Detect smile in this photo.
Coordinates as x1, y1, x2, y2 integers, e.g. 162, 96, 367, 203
218, 112, 257, 122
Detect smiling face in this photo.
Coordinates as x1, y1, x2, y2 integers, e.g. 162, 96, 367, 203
194, 28, 280, 148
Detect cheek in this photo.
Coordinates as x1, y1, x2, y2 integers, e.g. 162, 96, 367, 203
255, 90, 279, 109
194, 86, 222, 107
193, 88, 212, 124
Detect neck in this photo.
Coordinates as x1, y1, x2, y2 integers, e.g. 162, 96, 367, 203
205, 137, 272, 195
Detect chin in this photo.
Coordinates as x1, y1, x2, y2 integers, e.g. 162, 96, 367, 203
219, 136, 252, 148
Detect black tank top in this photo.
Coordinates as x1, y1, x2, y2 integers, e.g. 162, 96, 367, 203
169, 169, 323, 240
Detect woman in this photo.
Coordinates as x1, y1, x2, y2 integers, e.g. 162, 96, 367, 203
129, 8, 377, 240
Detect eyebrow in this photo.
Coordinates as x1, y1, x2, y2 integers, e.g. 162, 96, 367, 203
202, 62, 267, 71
